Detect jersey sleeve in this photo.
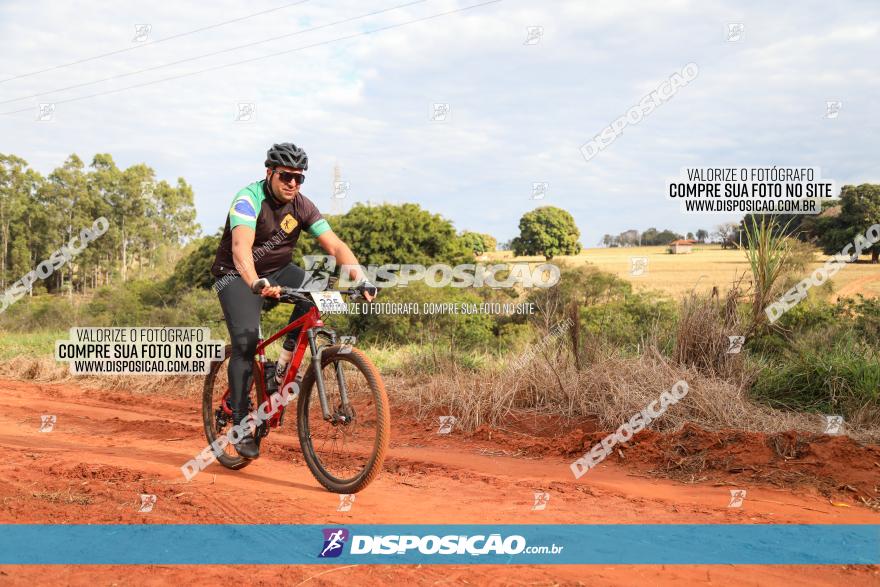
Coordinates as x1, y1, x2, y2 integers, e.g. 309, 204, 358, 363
299, 195, 332, 237
228, 187, 260, 230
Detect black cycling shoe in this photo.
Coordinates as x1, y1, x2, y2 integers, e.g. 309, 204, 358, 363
224, 397, 254, 413
234, 432, 260, 460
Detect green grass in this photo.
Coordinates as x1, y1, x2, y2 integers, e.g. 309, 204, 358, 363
0, 330, 67, 360
365, 342, 506, 375
750, 336, 880, 418
0, 328, 508, 377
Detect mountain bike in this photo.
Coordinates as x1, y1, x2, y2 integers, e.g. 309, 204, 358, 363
202, 286, 390, 493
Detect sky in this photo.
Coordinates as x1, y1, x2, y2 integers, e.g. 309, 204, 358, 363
1, 0, 878, 246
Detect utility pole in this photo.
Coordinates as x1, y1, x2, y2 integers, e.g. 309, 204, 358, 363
330, 162, 343, 215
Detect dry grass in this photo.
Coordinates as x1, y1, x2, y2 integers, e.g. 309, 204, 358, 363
31, 488, 93, 505
489, 245, 880, 300
397, 342, 833, 437
392, 299, 880, 444
3, 320, 877, 444
0, 355, 203, 398
5, 342, 878, 443
673, 287, 748, 381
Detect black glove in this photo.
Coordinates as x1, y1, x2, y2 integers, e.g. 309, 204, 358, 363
262, 296, 280, 312
355, 280, 378, 298
251, 277, 271, 294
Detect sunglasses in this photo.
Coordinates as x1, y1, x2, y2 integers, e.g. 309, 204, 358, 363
274, 170, 305, 185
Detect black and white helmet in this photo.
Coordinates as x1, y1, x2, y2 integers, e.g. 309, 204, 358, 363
265, 142, 308, 170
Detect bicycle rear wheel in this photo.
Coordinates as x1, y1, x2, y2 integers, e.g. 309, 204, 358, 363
297, 345, 390, 493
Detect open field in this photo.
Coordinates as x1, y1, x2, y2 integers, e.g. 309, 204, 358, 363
491, 245, 880, 300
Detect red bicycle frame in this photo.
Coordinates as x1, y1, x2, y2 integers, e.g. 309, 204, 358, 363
220, 305, 324, 429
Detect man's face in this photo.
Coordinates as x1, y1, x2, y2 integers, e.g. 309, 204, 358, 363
266, 165, 304, 202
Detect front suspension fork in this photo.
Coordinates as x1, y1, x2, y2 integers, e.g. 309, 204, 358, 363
308, 328, 352, 422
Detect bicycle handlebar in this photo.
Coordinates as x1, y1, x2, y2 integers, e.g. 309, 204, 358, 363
274, 286, 365, 304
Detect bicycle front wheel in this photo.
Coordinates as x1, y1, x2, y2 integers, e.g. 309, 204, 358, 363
297, 345, 390, 493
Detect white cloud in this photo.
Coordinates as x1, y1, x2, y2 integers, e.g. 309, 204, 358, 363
0, 0, 878, 244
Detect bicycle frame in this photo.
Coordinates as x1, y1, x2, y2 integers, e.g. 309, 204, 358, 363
218, 301, 353, 430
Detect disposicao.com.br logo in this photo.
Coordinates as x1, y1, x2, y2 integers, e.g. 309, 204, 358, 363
318, 528, 564, 558
319, 528, 350, 558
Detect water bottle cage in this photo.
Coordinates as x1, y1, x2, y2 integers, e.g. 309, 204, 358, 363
264, 361, 279, 394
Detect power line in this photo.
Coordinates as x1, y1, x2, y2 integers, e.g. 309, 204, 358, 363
0, 0, 502, 117
0, 0, 429, 105
0, 0, 311, 85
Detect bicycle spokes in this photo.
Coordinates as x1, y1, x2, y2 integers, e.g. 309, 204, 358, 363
305, 358, 379, 482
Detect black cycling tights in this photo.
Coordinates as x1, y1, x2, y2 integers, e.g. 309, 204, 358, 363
216, 263, 314, 425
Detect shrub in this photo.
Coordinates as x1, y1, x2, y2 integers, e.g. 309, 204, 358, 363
581, 291, 676, 352
0, 295, 82, 332
750, 331, 880, 426
337, 282, 496, 349
836, 295, 880, 341
527, 263, 676, 356
84, 283, 150, 326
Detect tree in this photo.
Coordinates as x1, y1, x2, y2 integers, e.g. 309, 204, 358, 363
480, 233, 497, 252
168, 231, 222, 291
715, 222, 739, 249
639, 227, 682, 246
815, 184, 880, 263
686, 231, 695, 240
511, 206, 581, 260
619, 229, 639, 247
0, 154, 35, 289
460, 231, 496, 255
324, 202, 472, 266
640, 227, 672, 246
798, 200, 840, 243
653, 230, 682, 245
695, 229, 708, 243
739, 213, 806, 244
156, 178, 200, 246
43, 154, 92, 297
0, 152, 203, 296
120, 163, 156, 279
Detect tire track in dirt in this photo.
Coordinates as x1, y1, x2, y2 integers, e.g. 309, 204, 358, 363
0, 378, 878, 585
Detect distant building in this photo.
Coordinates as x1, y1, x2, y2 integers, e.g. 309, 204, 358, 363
668, 239, 696, 254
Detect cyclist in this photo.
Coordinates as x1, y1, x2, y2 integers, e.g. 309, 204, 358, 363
211, 142, 376, 460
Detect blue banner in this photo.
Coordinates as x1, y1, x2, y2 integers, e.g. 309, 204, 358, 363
0, 524, 876, 565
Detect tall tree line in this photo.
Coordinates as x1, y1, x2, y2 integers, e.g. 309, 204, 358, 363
0, 153, 200, 295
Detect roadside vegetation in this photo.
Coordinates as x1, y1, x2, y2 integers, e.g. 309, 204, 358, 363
2, 153, 879, 441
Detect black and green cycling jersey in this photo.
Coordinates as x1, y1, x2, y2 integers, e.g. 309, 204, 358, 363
211, 180, 331, 278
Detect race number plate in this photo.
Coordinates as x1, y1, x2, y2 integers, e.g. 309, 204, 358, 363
310, 290, 348, 314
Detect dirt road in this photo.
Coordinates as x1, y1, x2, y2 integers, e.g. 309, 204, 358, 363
0, 378, 877, 586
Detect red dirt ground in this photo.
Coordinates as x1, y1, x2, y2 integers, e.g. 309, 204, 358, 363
0, 377, 878, 586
